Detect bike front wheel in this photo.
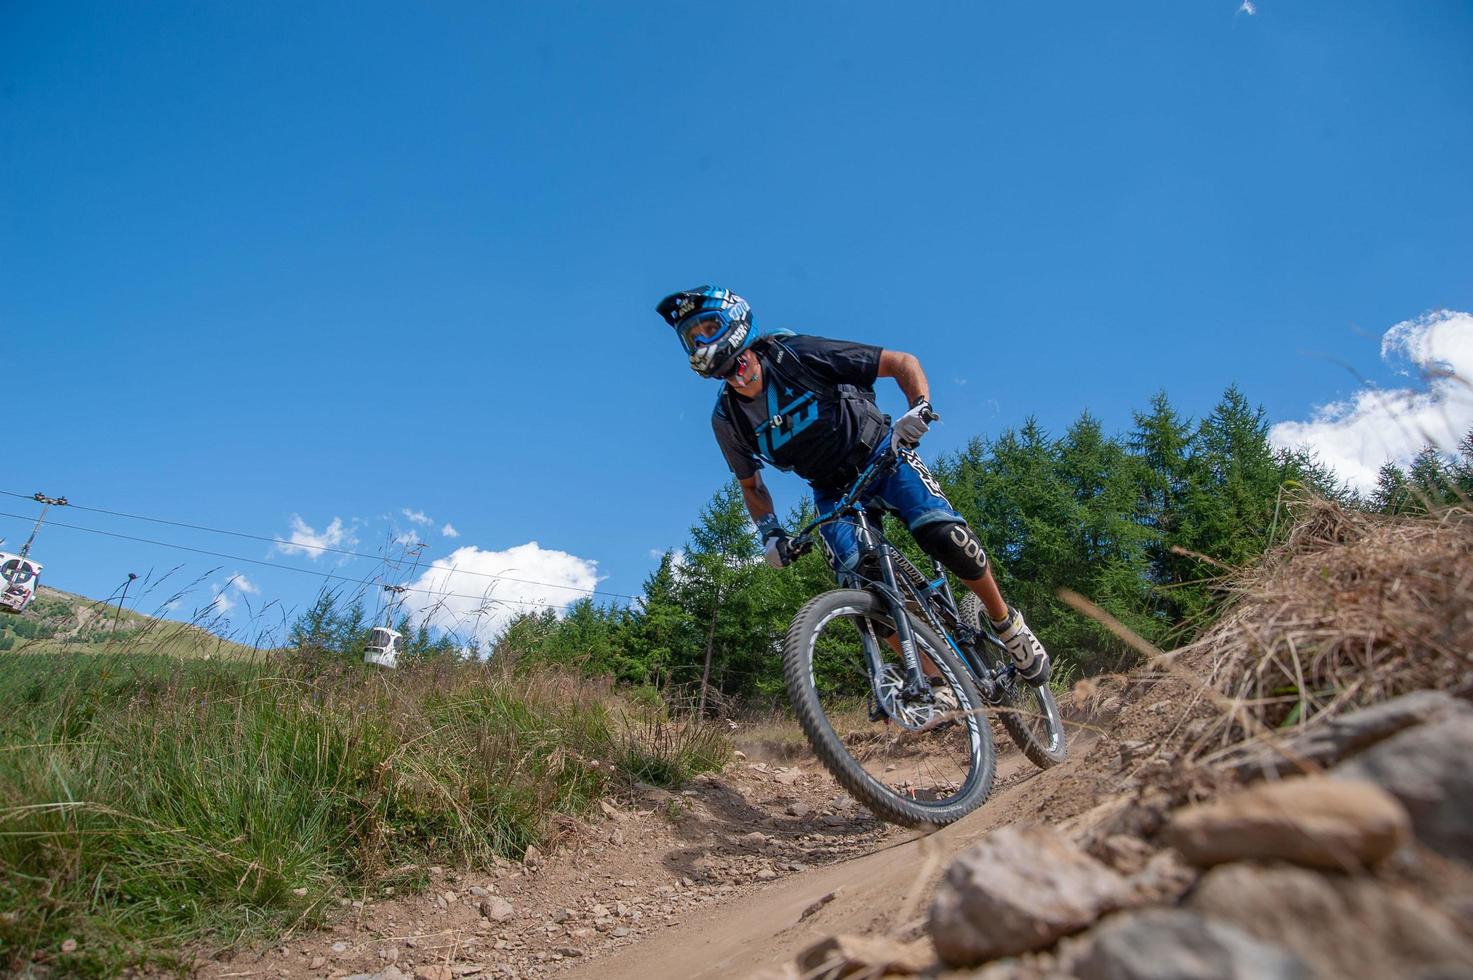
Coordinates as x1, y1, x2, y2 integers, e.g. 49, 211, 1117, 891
783, 589, 996, 828
959, 594, 1068, 769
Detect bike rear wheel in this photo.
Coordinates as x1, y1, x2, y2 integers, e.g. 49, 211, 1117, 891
784, 588, 995, 827
959, 594, 1068, 769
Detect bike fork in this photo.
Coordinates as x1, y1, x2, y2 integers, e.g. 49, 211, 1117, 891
856, 511, 929, 701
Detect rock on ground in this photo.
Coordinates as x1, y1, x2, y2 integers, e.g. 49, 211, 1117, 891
1227, 691, 1465, 780
342, 968, 409, 980
1335, 708, 1473, 864
1120, 850, 1198, 907
1162, 776, 1410, 870
1188, 861, 1473, 980
481, 895, 515, 922
794, 934, 932, 978
929, 824, 1129, 966
1072, 908, 1313, 980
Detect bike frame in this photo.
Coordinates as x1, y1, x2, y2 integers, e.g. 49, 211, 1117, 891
790, 439, 1014, 716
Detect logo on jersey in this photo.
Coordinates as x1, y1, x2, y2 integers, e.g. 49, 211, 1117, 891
757, 384, 818, 457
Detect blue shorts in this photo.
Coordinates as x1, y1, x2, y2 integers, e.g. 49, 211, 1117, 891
812, 447, 966, 580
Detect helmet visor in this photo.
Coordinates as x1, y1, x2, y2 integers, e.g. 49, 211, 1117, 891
676, 312, 732, 355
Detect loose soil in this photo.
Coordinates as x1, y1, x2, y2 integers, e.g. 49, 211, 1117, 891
197, 689, 1163, 980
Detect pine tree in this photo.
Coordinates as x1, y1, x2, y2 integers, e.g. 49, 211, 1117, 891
288, 589, 342, 652
1126, 391, 1193, 621
1411, 444, 1459, 509
678, 481, 766, 712
1277, 447, 1359, 506
1172, 387, 1285, 620
1057, 411, 1156, 652
336, 597, 369, 656
1454, 428, 1473, 497
1371, 461, 1412, 514
627, 551, 693, 689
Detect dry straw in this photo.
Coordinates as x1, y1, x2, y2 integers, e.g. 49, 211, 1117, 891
1175, 494, 1472, 761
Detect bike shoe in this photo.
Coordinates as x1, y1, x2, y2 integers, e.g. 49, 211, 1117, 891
912, 690, 960, 733
991, 606, 1051, 686
931, 685, 959, 713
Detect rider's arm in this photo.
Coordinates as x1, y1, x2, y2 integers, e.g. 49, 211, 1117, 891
738, 472, 777, 524
877, 349, 930, 406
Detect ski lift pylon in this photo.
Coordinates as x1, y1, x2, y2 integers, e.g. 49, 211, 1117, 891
0, 553, 43, 615
364, 626, 401, 669
4, 492, 64, 615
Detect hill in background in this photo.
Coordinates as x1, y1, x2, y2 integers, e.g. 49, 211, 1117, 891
0, 585, 264, 660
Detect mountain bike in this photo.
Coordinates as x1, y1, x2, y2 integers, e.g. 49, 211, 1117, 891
782, 436, 1068, 827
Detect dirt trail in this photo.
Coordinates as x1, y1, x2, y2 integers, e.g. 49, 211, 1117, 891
204, 713, 1124, 980
564, 736, 1105, 980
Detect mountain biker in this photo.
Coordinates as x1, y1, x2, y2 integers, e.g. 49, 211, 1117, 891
656, 285, 1050, 685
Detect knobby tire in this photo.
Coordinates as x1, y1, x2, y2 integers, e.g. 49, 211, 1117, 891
783, 589, 996, 828
959, 593, 1068, 769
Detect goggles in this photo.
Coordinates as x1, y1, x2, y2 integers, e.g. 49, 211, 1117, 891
675, 311, 734, 355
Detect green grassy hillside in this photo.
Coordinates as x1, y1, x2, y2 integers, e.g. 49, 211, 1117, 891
0, 585, 264, 659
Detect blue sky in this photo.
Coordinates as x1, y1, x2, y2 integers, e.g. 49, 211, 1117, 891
3, 1, 1471, 643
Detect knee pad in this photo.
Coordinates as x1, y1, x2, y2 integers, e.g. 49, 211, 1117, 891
913, 521, 989, 581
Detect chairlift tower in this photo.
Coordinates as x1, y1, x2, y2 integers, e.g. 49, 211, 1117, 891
363, 537, 430, 668
1, 492, 65, 615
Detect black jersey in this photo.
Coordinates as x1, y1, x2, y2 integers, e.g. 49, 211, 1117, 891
712, 334, 890, 491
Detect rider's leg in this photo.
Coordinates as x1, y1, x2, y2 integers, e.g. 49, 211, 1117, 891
882, 632, 942, 679
812, 487, 860, 586
881, 449, 1052, 684
813, 488, 943, 679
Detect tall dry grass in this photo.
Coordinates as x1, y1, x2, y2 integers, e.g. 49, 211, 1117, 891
0, 648, 728, 976
1182, 497, 1471, 746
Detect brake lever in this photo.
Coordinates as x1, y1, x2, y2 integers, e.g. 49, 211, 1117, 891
895, 407, 941, 451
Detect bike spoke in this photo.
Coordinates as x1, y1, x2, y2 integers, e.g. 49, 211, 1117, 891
806, 606, 985, 810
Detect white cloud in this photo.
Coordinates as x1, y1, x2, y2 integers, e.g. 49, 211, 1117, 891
441, 523, 460, 538
204, 573, 259, 622
1269, 309, 1473, 493
402, 508, 434, 526
1238, 1, 1256, 15
401, 542, 600, 650
274, 516, 357, 560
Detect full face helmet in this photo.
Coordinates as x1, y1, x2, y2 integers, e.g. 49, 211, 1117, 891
656, 285, 757, 379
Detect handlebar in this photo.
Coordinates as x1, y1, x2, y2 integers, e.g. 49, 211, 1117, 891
782, 406, 942, 559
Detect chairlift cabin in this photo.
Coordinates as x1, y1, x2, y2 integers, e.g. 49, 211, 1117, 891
0, 553, 42, 614
364, 627, 401, 669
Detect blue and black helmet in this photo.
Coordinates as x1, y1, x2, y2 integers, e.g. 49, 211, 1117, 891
656, 285, 758, 379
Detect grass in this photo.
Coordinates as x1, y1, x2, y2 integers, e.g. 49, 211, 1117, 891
0, 648, 729, 976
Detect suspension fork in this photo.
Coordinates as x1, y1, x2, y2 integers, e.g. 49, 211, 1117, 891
855, 510, 929, 700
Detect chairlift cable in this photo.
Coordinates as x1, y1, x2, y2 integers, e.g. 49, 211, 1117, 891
0, 488, 640, 601
0, 510, 620, 612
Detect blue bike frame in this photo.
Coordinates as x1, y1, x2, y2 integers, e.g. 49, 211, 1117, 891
789, 436, 1013, 714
